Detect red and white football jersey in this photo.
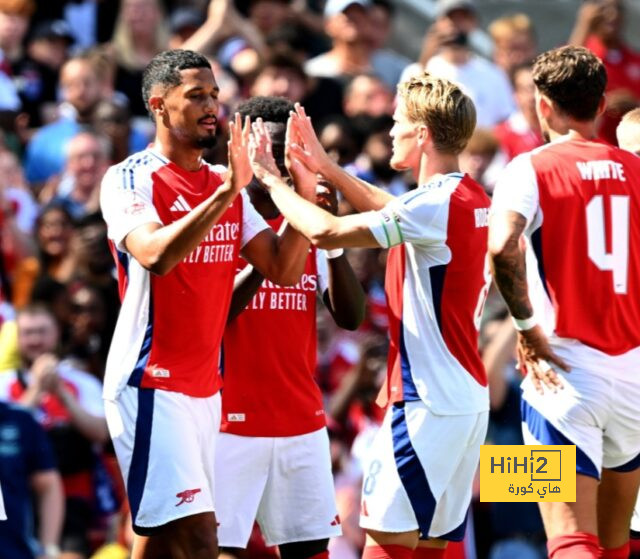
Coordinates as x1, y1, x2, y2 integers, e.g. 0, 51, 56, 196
100, 149, 268, 400
494, 111, 543, 162
364, 173, 491, 415
492, 137, 640, 356
221, 217, 329, 437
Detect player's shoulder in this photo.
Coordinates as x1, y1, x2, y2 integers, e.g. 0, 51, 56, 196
104, 149, 166, 188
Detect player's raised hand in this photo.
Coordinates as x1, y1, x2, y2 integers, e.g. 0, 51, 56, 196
516, 325, 570, 394
287, 103, 333, 176
227, 112, 253, 193
248, 117, 282, 186
286, 115, 317, 201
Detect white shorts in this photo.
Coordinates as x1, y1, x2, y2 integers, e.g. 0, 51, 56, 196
215, 428, 341, 547
359, 401, 488, 539
105, 385, 221, 534
521, 362, 640, 479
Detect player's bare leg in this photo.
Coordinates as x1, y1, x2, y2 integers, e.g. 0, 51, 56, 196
131, 512, 218, 559
598, 467, 640, 555
539, 474, 599, 558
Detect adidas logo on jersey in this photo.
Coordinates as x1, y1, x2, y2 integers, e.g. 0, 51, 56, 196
227, 413, 246, 422
170, 195, 193, 212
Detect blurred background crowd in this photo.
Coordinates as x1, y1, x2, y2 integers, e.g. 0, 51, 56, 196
0, 0, 638, 558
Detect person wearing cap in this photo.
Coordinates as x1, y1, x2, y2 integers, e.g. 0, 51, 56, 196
13, 20, 75, 127
403, 0, 515, 128
304, 0, 374, 85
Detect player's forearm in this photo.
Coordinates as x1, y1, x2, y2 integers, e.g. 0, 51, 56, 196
321, 162, 394, 212
324, 256, 366, 331
260, 223, 310, 286
266, 177, 344, 249
488, 213, 533, 319
34, 472, 64, 552
131, 182, 238, 275
227, 266, 264, 323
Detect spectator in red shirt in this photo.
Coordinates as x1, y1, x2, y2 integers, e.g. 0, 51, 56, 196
494, 62, 543, 162
569, 0, 640, 142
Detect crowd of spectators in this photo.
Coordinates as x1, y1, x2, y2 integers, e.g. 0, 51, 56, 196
0, 0, 638, 558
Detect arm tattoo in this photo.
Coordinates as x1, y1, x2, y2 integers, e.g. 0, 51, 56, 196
489, 212, 534, 319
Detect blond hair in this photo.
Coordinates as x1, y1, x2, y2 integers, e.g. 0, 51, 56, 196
397, 72, 476, 155
111, 0, 169, 71
617, 107, 640, 152
489, 13, 535, 45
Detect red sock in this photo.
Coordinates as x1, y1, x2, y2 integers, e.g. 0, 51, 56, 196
308, 553, 330, 559
362, 544, 414, 559
412, 547, 446, 558
602, 542, 630, 559
547, 532, 600, 559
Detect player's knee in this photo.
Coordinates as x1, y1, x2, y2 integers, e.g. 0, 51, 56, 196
278, 538, 329, 559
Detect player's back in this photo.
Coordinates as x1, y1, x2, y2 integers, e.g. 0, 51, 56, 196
530, 138, 640, 355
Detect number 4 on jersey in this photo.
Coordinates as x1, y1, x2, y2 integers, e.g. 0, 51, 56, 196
586, 195, 630, 294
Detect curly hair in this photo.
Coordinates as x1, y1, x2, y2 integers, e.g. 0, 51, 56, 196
236, 96, 293, 124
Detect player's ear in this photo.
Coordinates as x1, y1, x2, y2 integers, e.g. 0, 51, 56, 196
596, 95, 607, 118
148, 95, 165, 120
536, 93, 552, 121
417, 124, 429, 146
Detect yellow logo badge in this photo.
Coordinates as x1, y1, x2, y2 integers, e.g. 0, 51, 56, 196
480, 445, 576, 502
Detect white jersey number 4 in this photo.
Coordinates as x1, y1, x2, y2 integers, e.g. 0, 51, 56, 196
586, 195, 630, 294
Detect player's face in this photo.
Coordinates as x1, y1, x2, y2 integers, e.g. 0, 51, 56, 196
389, 100, 420, 173
160, 67, 220, 149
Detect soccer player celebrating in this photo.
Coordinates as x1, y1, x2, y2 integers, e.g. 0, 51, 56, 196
489, 46, 640, 559
248, 73, 491, 559
216, 95, 365, 559
99, 50, 314, 559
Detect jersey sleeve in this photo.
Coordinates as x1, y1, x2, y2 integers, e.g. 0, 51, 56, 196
240, 190, 270, 248
363, 187, 449, 248
100, 165, 162, 252
316, 249, 330, 295
491, 153, 540, 227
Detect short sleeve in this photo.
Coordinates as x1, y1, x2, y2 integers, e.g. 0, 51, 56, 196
363, 186, 450, 248
316, 249, 330, 295
240, 190, 270, 248
491, 153, 540, 227
100, 165, 162, 252
58, 363, 105, 418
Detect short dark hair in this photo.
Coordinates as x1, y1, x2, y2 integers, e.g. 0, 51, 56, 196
236, 96, 293, 124
141, 49, 211, 118
532, 46, 607, 121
